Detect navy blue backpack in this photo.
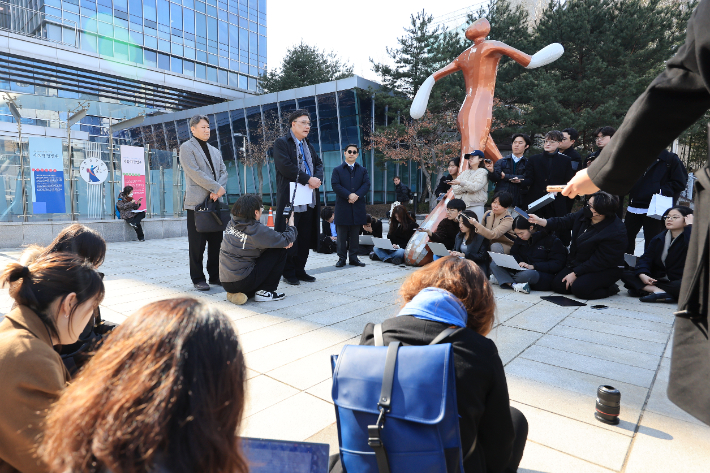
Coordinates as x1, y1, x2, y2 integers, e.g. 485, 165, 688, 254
331, 325, 464, 473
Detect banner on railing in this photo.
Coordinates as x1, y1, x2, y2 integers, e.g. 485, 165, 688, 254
120, 145, 146, 211
28, 137, 66, 214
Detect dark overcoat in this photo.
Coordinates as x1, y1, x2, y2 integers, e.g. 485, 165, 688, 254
584, 0, 710, 425
272, 133, 324, 250
331, 162, 370, 226
522, 151, 574, 218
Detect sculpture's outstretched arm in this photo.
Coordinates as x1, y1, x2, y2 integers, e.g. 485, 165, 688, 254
492, 42, 564, 69
410, 61, 461, 119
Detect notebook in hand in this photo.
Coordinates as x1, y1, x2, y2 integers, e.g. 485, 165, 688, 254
427, 242, 450, 257
372, 237, 395, 250
624, 253, 638, 268
488, 252, 524, 271
527, 193, 555, 213
513, 206, 529, 220
241, 437, 329, 473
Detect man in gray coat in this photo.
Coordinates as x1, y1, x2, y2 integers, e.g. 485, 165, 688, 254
180, 114, 228, 291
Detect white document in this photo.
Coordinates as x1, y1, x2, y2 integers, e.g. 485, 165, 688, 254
527, 193, 556, 213
489, 252, 524, 271
427, 242, 450, 257
372, 237, 395, 250
289, 182, 313, 206
359, 235, 374, 245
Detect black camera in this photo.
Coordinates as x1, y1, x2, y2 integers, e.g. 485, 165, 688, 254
595, 385, 621, 425
283, 206, 292, 216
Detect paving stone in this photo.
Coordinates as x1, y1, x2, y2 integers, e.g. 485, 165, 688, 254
644, 357, 706, 427
486, 325, 543, 365
535, 334, 660, 370
494, 298, 532, 323
518, 441, 614, 473
548, 324, 667, 356
572, 308, 673, 333
505, 303, 577, 333
243, 374, 300, 418
299, 299, 386, 325
238, 318, 323, 353
561, 316, 670, 344
305, 423, 339, 457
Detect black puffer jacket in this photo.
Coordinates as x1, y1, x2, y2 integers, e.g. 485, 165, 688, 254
510, 231, 567, 274
395, 182, 413, 203
635, 226, 692, 281
429, 218, 461, 250
546, 210, 626, 275
489, 154, 529, 206
628, 150, 688, 208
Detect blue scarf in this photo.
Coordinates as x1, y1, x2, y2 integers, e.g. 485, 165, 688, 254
397, 287, 468, 328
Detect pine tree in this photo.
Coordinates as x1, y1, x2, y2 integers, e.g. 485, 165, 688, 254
259, 42, 353, 94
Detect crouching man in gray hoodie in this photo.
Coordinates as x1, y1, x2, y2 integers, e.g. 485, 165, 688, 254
220, 194, 297, 304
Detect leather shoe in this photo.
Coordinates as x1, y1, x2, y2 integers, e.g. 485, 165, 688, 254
296, 272, 316, 282
335, 260, 346, 268
369, 252, 380, 261
282, 276, 300, 286
193, 281, 210, 291
639, 292, 673, 303
349, 259, 366, 267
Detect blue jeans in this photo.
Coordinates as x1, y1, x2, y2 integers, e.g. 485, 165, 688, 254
373, 247, 405, 262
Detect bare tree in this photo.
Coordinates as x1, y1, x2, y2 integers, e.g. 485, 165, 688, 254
244, 114, 285, 204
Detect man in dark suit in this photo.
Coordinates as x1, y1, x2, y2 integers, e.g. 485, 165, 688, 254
273, 110, 324, 285
559, 127, 583, 171
331, 144, 371, 267
522, 130, 575, 245
562, 0, 709, 426
488, 133, 530, 207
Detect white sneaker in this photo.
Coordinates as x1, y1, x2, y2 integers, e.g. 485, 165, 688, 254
489, 274, 499, 285
512, 282, 530, 294
254, 290, 286, 302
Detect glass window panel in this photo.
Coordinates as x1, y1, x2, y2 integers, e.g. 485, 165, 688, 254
158, 28, 170, 38
218, 20, 228, 44
97, 4, 112, 14
144, 48, 157, 66
115, 17, 129, 28
152, 124, 167, 150
98, 36, 113, 56
207, 114, 219, 149
80, 0, 96, 9
130, 20, 143, 31
219, 56, 228, 68
129, 30, 143, 44
206, 4, 217, 16
157, 0, 169, 25
129, 44, 143, 63
170, 2, 182, 30
171, 56, 182, 74
196, 12, 206, 39
129, 127, 144, 147
81, 17, 97, 32
207, 16, 217, 41
172, 43, 183, 56
195, 0, 205, 12
239, 61, 247, 74
238, 73, 247, 89
230, 59, 239, 70
115, 27, 129, 42
158, 52, 170, 69
317, 93, 339, 152
184, 8, 194, 34
45, 0, 61, 6
144, 35, 157, 48
338, 90, 360, 150
164, 121, 179, 151
114, 41, 129, 60
228, 71, 238, 85
249, 64, 256, 76
249, 31, 256, 54
115, 0, 128, 11
144, 0, 157, 21
218, 68, 228, 83
196, 62, 206, 79
98, 21, 113, 36
196, 49, 207, 62
80, 31, 98, 53
207, 65, 217, 82
216, 111, 234, 160
158, 39, 171, 52
176, 119, 190, 141
145, 25, 157, 35
184, 47, 195, 59
207, 53, 218, 65
247, 76, 256, 91
129, 0, 142, 16
183, 59, 195, 75
64, 3, 79, 13
296, 96, 319, 152
239, 27, 247, 51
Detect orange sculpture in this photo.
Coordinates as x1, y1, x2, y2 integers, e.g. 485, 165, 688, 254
405, 18, 563, 265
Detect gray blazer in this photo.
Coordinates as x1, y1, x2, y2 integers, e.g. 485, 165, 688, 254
180, 137, 228, 210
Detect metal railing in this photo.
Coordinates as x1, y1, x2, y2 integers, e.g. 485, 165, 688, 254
0, 1, 78, 48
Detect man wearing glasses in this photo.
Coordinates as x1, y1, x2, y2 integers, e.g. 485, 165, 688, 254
584, 127, 624, 218
273, 110, 324, 285
331, 144, 371, 267
522, 130, 575, 245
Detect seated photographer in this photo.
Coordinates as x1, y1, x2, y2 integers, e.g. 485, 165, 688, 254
450, 210, 490, 275
219, 194, 297, 304
468, 191, 516, 254
317, 206, 337, 254
418, 198, 466, 259
358, 214, 383, 256
39, 298, 248, 473
371, 204, 419, 264
529, 191, 626, 300
621, 206, 692, 302
489, 217, 567, 294
434, 157, 460, 199
351, 257, 527, 473
116, 185, 146, 242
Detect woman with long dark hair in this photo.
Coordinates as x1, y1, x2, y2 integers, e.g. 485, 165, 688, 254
39, 298, 249, 473
450, 210, 490, 275
116, 185, 146, 241
371, 204, 419, 264
0, 254, 105, 473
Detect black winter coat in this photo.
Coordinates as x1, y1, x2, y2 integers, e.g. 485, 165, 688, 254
489, 154, 529, 207
387, 220, 419, 248
360, 219, 383, 238
331, 162, 370, 226
395, 182, 412, 203
561, 147, 583, 171
628, 150, 688, 208
546, 210, 626, 275
434, 174, 454, 197
360, 316, 515, 473
522, 151, 574, 217
429, 218, 460, 250
273, 133, 324, 250
454, 232, 490, 275
635, 226, 692, 281
510, 231, 567, 275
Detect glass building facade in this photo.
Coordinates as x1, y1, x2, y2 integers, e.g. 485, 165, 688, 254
24, 0, 267, 92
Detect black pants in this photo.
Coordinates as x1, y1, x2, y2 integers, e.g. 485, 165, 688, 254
125, 212, 145, 240
552, 266, 622, 300
284, 207, 315, 279
620, 270, 682, 299
186, 209, 223, 284
222, 248, 288, 297
624, 212, 664, 254
336, 224, 361, 262
327, 406, 528, 473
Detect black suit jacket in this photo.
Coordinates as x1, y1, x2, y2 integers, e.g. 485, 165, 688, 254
272, 133, 324, 249
331, 162, 370, 226
522, 151, 574, 217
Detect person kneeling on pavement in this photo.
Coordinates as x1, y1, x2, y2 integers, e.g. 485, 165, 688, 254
529, 191, 626, 300
371, 204, 419, 264
219, 194, 297, 304
489, 216, 567, 294
621, 206, 692, 303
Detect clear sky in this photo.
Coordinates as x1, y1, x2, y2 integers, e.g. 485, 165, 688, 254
266, 0, 488, 82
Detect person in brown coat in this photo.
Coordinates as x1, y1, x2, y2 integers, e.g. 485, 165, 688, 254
0, 254, 104, 473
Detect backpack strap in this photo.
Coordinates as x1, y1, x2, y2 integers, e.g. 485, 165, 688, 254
368, 340, 400, 473
374, 323, 385, 347
429, 327, 460, 345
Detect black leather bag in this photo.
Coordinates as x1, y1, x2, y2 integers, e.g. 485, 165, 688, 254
195, 196, 230, 233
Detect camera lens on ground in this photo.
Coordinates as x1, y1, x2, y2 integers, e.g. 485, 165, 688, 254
595, 385, 621, 425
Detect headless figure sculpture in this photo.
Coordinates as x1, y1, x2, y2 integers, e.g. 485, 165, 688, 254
405, 18, 563, 265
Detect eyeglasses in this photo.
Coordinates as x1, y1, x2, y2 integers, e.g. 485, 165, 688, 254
544, 140, 560, 144
595, 136, 606, 141
664, 215, 682, 221
295, 120, 311, 126
346, 150, 359, 155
